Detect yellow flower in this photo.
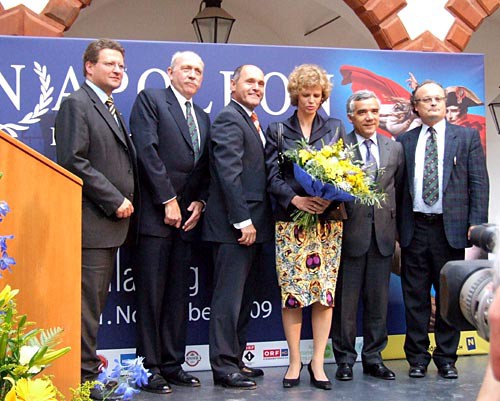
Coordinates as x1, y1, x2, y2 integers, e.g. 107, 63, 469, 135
7, 378, 58, 401
319, 145, 333, 158
0, 284, 19, 309
298, 149, 313, 165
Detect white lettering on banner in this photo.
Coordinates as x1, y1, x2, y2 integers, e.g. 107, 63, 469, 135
219, 70, 233, 106
136, 68, 170, 93
110, 250, 135, 292
189, 266, 199, 297
50, 126, 56, 146
0, 64, 25, 110
52, 66, 79, 111
189, 301, 273, 322
261, 72, 290, 116
116, 305, 136, 324
189, 302, 211, 321
250, 300, 272, 319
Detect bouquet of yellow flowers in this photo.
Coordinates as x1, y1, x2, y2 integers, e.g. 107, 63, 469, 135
285, 138, 386, 230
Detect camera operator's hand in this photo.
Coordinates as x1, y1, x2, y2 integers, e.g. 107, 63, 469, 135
477, 287, 500, 401
489, 287, 500, 380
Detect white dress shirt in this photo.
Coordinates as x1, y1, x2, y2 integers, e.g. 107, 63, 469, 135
413, 119, 446, 214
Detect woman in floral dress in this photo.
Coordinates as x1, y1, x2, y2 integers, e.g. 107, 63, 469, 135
265, 64, 346, 390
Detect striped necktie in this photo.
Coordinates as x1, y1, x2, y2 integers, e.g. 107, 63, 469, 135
105, 96, 117, 118
422, 127, 439, 206
251, 112, 265, 146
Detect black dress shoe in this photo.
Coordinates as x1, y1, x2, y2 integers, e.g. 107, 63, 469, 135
409, 364, 427, 378
437, 363, 458, 379
283, 362, 304, 388
335, 363, 353, 381
214, 372, 257, 389
163, 369, 201, 387
142, 373, 172, 394
240, 366, 264, 377
307, 362, 332, 390
363, 363, 395, 380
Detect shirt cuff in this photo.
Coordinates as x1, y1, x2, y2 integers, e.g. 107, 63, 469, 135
162, 196, 177, 205
233, 219, 252, 229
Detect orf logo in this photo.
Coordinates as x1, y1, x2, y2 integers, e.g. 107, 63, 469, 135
185, 350, 202, 367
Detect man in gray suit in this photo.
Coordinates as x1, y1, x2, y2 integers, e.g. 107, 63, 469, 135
332, 90, 403, 381
55, 39, 137, 400
202, 65, 273, 390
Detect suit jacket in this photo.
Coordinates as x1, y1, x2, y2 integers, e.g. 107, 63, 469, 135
396, 122, 489, 249
265, 111, 346, 221
55, 82, 137, 248
202, 100, 273, 244
129, 86, 210, 241
342, 131, 404, 257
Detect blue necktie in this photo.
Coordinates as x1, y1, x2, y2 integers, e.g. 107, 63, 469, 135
364, 139, 377, 180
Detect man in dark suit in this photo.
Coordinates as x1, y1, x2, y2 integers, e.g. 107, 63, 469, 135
202, 64, 273, 389
332, 90, 404, 381
396, 80, 489, 379
129, 51, 209, 394
55, 39, 137, 400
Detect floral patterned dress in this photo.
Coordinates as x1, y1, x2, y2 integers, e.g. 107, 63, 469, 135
275, 220, 342, 308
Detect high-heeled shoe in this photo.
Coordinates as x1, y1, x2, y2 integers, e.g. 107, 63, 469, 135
307, 362, 332, 390
282, 362, 304, 388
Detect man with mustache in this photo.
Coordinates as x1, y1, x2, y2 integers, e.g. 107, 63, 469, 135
129, 51, 210, 394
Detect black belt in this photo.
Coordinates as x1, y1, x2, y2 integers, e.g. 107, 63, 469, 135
414, 212, 443, 222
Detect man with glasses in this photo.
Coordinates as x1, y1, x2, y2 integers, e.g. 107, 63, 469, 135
55, 39, 137, 400
396, 80, 489, 380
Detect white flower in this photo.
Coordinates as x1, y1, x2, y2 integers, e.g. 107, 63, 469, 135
19, 345, 43, 374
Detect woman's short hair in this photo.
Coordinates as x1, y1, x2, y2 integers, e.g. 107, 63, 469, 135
287, 64, 332, 107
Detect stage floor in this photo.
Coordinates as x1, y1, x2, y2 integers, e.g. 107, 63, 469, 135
133, 354, 487, 401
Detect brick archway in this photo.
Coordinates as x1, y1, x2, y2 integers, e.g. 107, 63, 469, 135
344, 0, 500, 52
0, 0, 499, 52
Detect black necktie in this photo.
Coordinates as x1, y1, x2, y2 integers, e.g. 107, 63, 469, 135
364, 139, 377, 180
185, 102, 200, 161
423, 127, 439, 206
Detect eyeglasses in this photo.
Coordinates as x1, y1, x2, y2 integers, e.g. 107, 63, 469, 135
98, 61, 127, 72
415, 96, 446, 104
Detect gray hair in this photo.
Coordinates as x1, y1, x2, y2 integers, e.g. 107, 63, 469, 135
170, 51, 204, 69
346, 90, 381, 115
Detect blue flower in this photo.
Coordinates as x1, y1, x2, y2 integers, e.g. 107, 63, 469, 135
0, 235, 13, 253
0, 201, 10, 222
122, 357, 150, 387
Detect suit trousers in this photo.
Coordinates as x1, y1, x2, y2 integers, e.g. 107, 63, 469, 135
332, 226, 392, 365
133, 233, 191, 375
81, 247, 118, 382
209, 242, 261, 379
401, 214, 464, 367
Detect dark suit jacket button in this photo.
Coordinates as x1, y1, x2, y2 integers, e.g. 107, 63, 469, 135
129, 193, 134, 198
124, 146, 128, 151
128, 169, 133, 174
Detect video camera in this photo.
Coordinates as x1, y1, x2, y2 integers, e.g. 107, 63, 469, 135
440, 224, 498, 341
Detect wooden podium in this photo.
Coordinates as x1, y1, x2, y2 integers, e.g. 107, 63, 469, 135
0, 130, 82, 397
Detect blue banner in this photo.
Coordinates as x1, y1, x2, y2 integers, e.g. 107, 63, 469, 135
0, 36, 485, 367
